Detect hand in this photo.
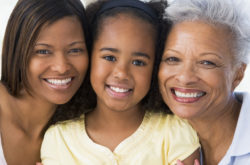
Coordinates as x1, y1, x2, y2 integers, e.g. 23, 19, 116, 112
36, 162, 43, 165
177, 159, 200, 165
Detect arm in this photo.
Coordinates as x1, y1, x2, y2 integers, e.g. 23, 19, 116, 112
41, 127, 60, 165
166, 116, 201, 165
176, 149, 200, 165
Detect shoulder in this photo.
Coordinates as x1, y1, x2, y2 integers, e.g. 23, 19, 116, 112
42, 116, 85, 153
0, 83, 11, 118
147, 112, 198, 139
148, 112, 200, 163
45, 116, 84, 138
151, 112, 195, 131
152, 112, 199, 144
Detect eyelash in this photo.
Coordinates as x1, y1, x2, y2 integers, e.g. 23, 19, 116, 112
102, 55, 146, 66
132, 60, 146, 66
198, 60, 218, 69
68, 48, 84, 54
103, 55, 116, 62
163, 56, 219, 69
35, 49, 51, 55
34, 48, 84, 56
163, 56, 180, 64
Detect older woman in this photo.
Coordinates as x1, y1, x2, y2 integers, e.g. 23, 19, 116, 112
158, 0, 250, 164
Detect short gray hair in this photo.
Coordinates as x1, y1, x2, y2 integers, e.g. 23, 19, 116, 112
164, 0, 250, 64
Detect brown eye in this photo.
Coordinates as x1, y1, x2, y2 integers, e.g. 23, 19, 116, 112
132, 60, 146, 66
68, 48, 84, 54
163, 56, 180, 64
198, 60, 218, 69
103, 55, 116, 62
35, 49, 51, 55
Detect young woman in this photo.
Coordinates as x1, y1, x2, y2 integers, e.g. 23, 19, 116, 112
0, 0, 89, 164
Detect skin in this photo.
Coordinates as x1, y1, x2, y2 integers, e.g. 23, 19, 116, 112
86, 14, 156, 152
158, 21, 246, 165
0, 16, 88, 165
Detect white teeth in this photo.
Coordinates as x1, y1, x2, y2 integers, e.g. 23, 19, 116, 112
175, 90, 204, 98
110, 86, 130, 93
46, 78, 72, 85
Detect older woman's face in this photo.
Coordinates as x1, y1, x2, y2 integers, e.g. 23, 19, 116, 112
158, 21, 245, 119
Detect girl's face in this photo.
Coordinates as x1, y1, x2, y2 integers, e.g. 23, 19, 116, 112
27, 16, 88, 104
90, 14, 155, 112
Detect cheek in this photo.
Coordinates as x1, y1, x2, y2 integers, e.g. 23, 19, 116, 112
200, 69, 232, 91
134, 66, 154, 92
27, 59, 46, 78
158, 64, 172, 86
73, 56, 89, 74
90, 59, 110, 84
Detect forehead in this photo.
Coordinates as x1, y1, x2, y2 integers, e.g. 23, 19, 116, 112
35, 16, 84, 42
95, 14, 156, 47
98, 12, 155, 35
92, 13, 156, 60
166, 21, 234, 54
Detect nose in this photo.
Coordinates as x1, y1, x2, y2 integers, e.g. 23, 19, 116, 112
51, 53, 71, 74
112, 62, 130, 81
176, 62, 199, 85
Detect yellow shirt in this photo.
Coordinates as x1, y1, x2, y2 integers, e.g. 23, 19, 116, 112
41, 111, 200, 165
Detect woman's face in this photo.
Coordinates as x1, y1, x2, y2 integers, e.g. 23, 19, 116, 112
27, 16, 88, 104
158, 21, 245, 119
90, 14, 155, 112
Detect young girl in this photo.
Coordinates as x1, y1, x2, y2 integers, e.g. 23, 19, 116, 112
0, 0, 89, 164
41, 0, 200, 164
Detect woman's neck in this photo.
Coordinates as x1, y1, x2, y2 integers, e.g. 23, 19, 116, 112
189, 97, 241, 165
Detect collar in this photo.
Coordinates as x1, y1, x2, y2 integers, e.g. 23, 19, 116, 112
221, 92, 250, 162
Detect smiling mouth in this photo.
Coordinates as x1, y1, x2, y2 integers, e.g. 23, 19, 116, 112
45, 78, 73, 86
171, 88, 206, 103
106, 85, 133, 98
109, 86, 132, 93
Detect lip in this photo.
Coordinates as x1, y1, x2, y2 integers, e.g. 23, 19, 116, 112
43, 77, 75, 90
171, 87, 206, 103
105, 84, 133, 99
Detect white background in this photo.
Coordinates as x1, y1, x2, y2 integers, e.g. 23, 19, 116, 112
0, 0, 249, 92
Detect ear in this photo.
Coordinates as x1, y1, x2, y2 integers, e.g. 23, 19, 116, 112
232, 63, 247, 90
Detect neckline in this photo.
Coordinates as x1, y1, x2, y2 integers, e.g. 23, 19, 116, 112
0, 134, 7, 165
80, 111, 151, 155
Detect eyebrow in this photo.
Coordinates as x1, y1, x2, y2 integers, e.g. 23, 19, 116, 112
100, 47, 119, 53
200, 52, 223, 59
69, 41, 85, 47
165, 49, 223, 59
132, 52, 150, 59
34, 43, 52, 47
34, 41, 85, 47
100, 47, 150, 59
164, 49, 180, 54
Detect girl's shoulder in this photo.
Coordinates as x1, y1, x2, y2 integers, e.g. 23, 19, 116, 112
148, 112, 197, 137
46, 115, 85, 135
149, 111, 190, 127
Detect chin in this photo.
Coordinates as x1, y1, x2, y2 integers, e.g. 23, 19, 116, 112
170, 108, 198, 120
50, 96, 74, 105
